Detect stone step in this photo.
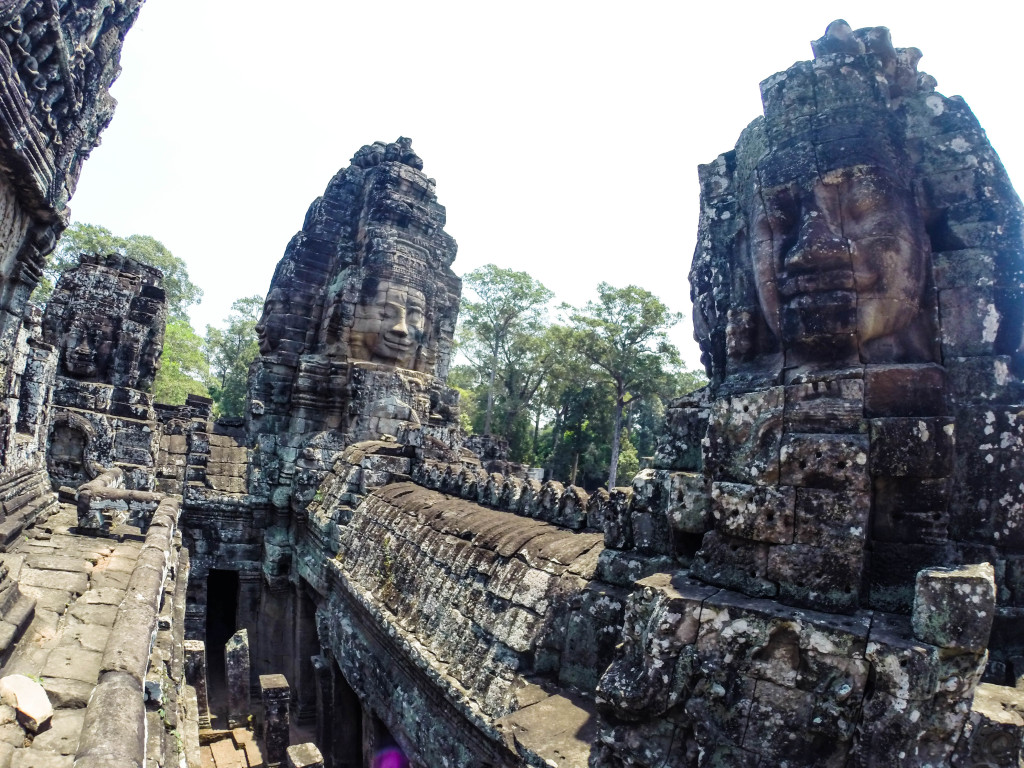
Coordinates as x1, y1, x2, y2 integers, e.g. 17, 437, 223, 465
0, 494, 57, 552
0, 592, 35, 655
210, 737, 247, 768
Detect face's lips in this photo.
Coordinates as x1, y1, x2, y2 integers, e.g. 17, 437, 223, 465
778, 268, 855, 298
381, 334, 415, 350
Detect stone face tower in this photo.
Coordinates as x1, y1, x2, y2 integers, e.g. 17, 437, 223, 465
685, 19, 1024, 637
246, 137, 463, 514
41, 254, 167, 490
586, 21, 1024, 767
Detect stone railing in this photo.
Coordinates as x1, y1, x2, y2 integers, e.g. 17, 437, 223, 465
76, 467, 165, 533
411, 461, 714, 583
74, 495, 182, 768
411, 460, 595, 530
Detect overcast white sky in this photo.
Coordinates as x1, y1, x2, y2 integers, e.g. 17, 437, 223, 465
66, 1, 1024, 370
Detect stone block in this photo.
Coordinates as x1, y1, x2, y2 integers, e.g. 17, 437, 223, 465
631, 470, 673, 555
953, 683, 1024, 767
784, 377, 864, 433
710, 481, 794, 544
869, 417, 955, 478
912, 563, 996, 652
866, 541, 956, 614
864, 364, 946, 417
556, 486, 589, 529
586, 489, 610, 532
652, 397, 707, 471
594, 549, 675, 588
767, 542, 864, 613
939, 286, 1000, 357
0, 675, 52, 733
225, 629, 251, 729
259, 674, 290, 766
286, 743, 324, 768
689, 531, 775, 598
667, 472, 709, 536
932, 249, 997, 290
872, 477, 950, 543
779, 433, 869, 491
630, 469, 670, 514
705, 388, 784, 485
559, 583, 629, 692
793, 487, 868, 546
946, 356, 1019, 403
603, 488, 633, 550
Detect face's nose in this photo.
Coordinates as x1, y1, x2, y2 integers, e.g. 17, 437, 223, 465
388, 306, 409, 336
783, 210, 849, 274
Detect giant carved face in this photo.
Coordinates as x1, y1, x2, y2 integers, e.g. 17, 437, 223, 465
61, 318, 116, 379
349, 281, 426, 368
749, 162, 927, 359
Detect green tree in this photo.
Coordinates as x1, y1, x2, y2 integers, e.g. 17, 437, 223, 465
152, 318, 210, 404
36, 222, 203, 318
205, 296, 263, 417
459, 265, 554, 435
568, 283, 682, 489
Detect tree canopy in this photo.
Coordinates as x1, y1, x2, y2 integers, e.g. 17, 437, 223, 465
459, 265, 554, 437
152, 318, 210, 404
453, 271, 706, 489
36, 222, 203, 319
567, 283, 682, 489
205, 296, 263, 417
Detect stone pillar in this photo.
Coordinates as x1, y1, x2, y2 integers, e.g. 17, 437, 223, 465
294, 589, 318, 724
287, 743, 325, 768
238, 570, 263, 684
260, 673, 291, 767
183, 639, 211, 728
311, 655, 333, 757
226, 629, 251, 729
361, 705, 381, 768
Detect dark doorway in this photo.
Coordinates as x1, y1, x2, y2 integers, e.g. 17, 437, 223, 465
332, 670, 363, 768
206, 568, 239, 723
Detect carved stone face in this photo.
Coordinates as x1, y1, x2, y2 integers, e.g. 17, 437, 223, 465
255, 289, 287, 355
62, 318, 115, 379
349, 282, 426, 368
750, 164, 927, 355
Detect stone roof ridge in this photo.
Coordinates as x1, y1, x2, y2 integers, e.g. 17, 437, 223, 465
74, 251, 165, 284
350, 136, 424, 171
412, 459, 597, 532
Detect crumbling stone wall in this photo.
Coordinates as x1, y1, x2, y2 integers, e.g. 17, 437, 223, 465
0, 0, 144, 452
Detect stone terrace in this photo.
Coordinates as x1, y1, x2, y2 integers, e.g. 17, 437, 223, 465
0, 496, 190, 768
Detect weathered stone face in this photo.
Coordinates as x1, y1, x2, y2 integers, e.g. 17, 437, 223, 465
43, 255, 166, 390
693, 21, 1024, 383
252, 137, 460, 378
60, 315, 117, 380
750, 164, 928, 358
348, 280, 426, 369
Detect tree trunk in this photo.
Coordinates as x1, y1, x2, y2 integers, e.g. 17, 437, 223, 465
548, 403, 566, 478
569, 452, 579, 486
483, 348, 497, 434
532, 408, 541, 455
607, 392, 625, 489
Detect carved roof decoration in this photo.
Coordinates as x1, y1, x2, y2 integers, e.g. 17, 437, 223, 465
0, 0, 144, 223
